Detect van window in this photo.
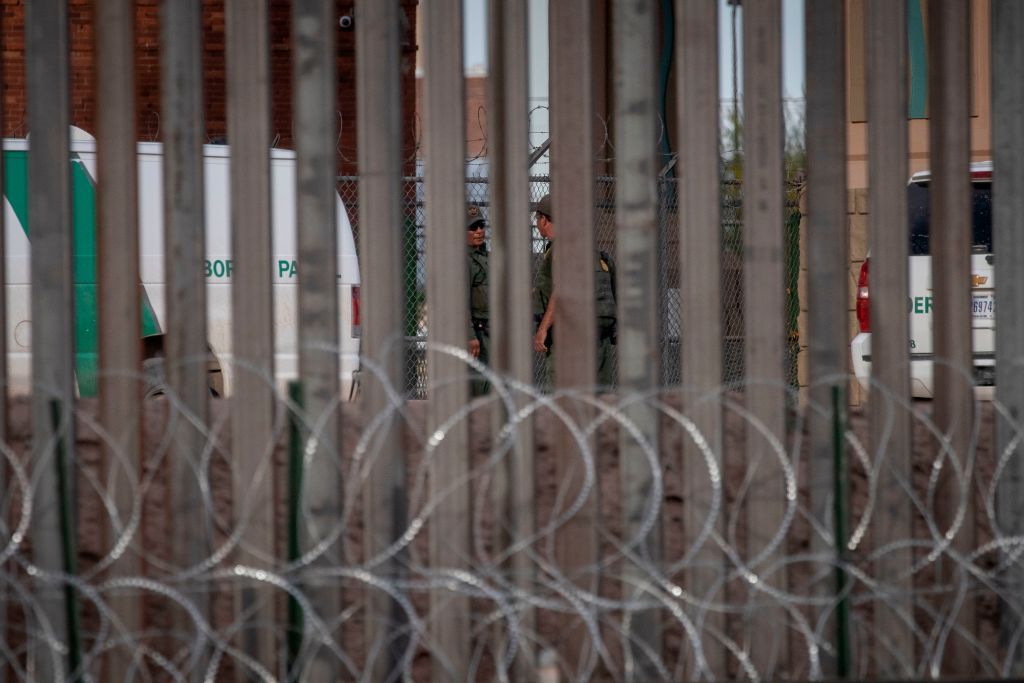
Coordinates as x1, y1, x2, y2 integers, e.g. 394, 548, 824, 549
907, 181, 993, 256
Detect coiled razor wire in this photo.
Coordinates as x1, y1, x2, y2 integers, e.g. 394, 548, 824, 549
0, 344, 1022, 681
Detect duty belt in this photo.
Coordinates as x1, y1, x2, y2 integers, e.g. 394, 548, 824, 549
598, 318, 617, 342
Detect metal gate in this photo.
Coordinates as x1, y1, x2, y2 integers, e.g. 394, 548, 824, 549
4, 0, 1024, 681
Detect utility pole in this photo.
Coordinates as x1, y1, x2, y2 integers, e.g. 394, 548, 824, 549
729, 0, 741, 157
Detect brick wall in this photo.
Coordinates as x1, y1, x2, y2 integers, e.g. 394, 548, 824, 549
1, 0, 419, 175
414, 72, 487, 162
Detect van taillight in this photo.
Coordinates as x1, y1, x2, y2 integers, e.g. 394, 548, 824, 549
351, 286, 361, 338
856, 259, 870, 333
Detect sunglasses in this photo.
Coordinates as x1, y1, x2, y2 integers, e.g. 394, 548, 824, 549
469, 223, 486, 231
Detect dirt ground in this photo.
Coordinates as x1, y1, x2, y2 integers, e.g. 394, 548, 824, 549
0, 393, 1006, 680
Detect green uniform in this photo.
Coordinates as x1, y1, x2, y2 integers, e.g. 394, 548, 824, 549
533, 242, 555, 388
469, 245, 490, 395
594, 250, 617, 388
532, 240, 618, 390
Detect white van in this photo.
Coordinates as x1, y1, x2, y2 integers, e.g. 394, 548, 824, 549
851, 162, 993, 397
3, 133, 361, 398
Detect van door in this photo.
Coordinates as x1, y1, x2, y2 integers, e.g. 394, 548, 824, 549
970, 180, 994, 385
3, 148, 162, 397
907, 180, 933, 396
906, 178, 995, 392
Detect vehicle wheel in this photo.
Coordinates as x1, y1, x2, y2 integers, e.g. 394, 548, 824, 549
142, 356, 168, 399
142, 356, 222, 399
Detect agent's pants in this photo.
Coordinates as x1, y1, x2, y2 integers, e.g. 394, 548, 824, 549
538, 337, 616, 392
470, 329, 490, 397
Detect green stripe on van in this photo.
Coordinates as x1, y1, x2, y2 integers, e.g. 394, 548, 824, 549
4, 151, 28, 228
4, 150, 162, 397
71, 158, 99, 395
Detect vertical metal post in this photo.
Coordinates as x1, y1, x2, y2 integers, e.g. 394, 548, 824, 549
677, 1, 726, 676
614, 0, 661, 678
865, 0, 914, 676
422, 0, 470, 679
806, 1, 852, 677
831, 386, 851, 678
0, 11, 6, 678
356, 1, 407, 680
993, 1, 1024, 675
928, 1, 976, 675
487, 2, 536, 678
26, 0, 74, 679
50, 400, 82, 678
95, 0, 142, 676
550, 0, 598, 675
226, 0, 276, 674
160, 1, 210, 678
292, 0, 341, 678
550, 0, 596, 392
742, 0, 789, 676
286, 381, 305, 674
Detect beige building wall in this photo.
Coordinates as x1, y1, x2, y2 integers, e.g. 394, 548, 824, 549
845, 0, 991, 186
800, 0, 991, 405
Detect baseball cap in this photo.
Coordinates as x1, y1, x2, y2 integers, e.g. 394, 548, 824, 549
465, 204, 486, 229
535, 194, 552, 219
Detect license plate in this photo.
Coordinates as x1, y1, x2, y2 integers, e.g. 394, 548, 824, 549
972, 293, 994, 319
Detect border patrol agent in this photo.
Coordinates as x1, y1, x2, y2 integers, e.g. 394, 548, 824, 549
532, 194, 617, 390
466, 205, 490, 396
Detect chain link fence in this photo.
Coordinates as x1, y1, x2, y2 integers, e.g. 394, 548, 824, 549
337, 175, 803, 398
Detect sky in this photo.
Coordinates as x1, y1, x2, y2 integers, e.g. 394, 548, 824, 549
460, 0, 806, 171
462, 0, 807, 102
463, 1, 487, 74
